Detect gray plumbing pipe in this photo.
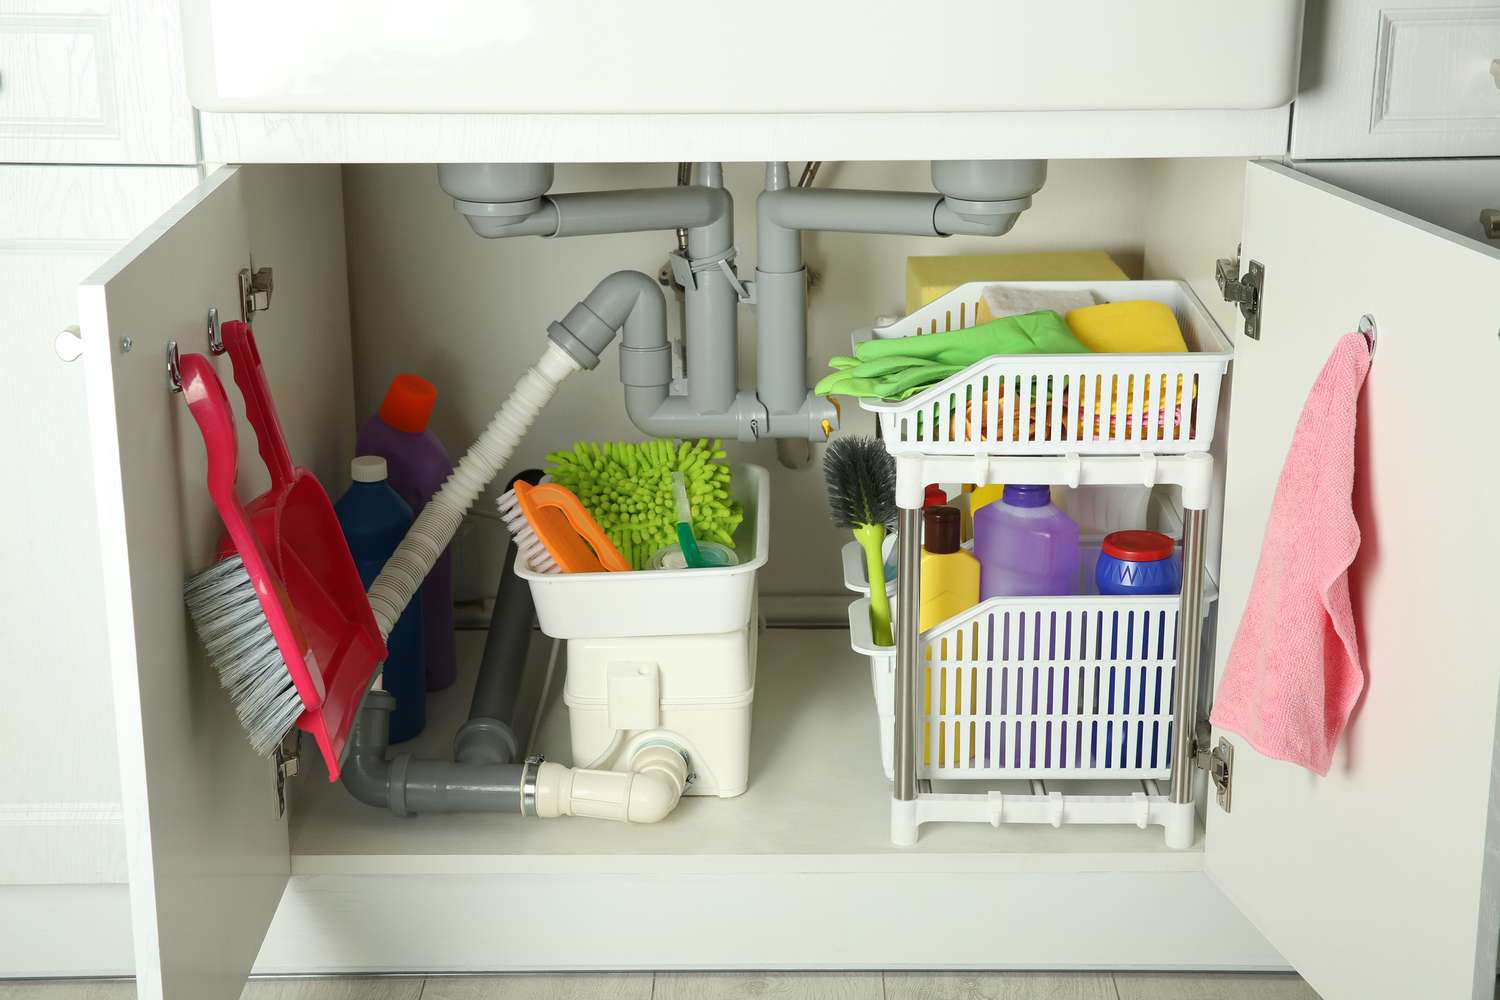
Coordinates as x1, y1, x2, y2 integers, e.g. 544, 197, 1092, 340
547, 269, 766, 441
345, 469, 541, 811
340, 689, 525, 817
453, 469, 544, 767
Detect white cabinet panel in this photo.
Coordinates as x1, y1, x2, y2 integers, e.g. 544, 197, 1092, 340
1208, 161, 1500, 1000
79, 164, 354, 999
0, 0, 196, 163
181, 0, 1303, 114
0, 164, 197, 886
1292, 0, 1500, 158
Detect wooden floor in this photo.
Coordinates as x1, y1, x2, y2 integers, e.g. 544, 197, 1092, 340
0, 972, 1325, 999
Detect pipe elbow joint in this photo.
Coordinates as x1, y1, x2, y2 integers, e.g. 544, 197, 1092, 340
339, 690, 396, 809
532, 746, 689, 824
339, 743, 392, 809
337, 755, 390, 809
625, 745, 691, 823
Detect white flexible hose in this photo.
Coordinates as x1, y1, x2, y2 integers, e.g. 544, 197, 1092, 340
368, 343, 581, 639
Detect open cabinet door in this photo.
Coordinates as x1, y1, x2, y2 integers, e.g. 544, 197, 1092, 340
78, 165, 355, 999
1208, 161, 1500, 1000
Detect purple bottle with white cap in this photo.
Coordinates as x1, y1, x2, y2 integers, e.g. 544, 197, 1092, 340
973, 484, 1080, 599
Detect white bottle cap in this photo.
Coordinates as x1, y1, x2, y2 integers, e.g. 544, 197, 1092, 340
351, 455, 387, 483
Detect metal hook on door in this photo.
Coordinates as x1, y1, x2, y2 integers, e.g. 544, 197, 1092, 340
166, 340, 183, 393
1357, 315, 1376, 360
207, 306, 224, 355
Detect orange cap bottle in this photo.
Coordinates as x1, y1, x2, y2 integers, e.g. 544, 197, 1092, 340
378, 374, 438, 433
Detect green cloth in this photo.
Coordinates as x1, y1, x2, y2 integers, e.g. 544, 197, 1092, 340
815, 310, 1089, 401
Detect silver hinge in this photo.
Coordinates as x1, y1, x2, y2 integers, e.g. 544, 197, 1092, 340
1481, 209, 1499, 241
273, 733, 300, 819
1194, 729, 1234, 813
1215, 247, 1264, 341
239, 265, 274, 322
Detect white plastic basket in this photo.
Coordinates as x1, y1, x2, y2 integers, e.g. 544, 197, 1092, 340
845, 532, 1217, 782
856, 280, 1232, 457
517, 463, 768, 640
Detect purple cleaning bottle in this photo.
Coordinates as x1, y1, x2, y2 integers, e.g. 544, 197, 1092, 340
356, 374, 457, 691
973, 485, 1081, 599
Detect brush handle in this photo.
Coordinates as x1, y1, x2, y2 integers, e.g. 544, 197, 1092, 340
221, 320, 296, 490
853, 523, 894, 646
179, 353, 324, 705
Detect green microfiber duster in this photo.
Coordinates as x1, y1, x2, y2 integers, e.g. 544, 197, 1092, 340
544, 439, 743, 570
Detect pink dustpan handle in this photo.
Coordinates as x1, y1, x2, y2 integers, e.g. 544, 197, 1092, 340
221, 320, 296, 490
180, 353, 325, 707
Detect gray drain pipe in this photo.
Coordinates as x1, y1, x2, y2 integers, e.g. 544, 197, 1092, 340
439, 159, 1048, 443
546, 270, 765, 440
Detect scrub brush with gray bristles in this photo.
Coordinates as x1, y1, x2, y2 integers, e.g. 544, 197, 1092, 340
823, 436, 897, 646
184, 556, 304, 755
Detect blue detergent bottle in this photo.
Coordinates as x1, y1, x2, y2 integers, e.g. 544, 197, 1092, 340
334, 456, 425, 742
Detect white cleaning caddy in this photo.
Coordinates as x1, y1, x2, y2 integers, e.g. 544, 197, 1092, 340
516, 463, 769, 798
854, 279, 1229, 849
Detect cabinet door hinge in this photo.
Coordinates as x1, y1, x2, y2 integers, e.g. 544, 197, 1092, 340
273, 732, 300, 819
239, 265, 274, 323
1215, 246, 1263, 341
1481, 209, 1499, 241
1193, 730, 1234, 813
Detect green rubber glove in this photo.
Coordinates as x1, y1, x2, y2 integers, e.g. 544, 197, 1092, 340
855, 310, 1087, 365
814, 358, 968, 400
816, 311, 1088, 402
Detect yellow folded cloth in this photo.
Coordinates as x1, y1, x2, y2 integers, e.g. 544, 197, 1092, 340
1064, 300, 1188, 354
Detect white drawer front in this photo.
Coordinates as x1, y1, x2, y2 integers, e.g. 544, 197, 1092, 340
1291, 0, 1500, 158
1373, 7, 1500, 130
0, 15, 111, 133
0, 0, 194, 163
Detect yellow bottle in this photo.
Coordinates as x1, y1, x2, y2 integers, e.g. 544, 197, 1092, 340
919, 506, 981, 631
970, 484, 1005, 515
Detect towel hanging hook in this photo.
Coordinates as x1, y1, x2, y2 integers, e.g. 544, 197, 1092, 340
1357, 315, 1376, 359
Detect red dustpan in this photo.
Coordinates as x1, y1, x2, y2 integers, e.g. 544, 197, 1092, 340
187, 321, 385, 780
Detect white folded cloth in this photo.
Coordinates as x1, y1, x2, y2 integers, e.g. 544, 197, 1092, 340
982, 286, 1098, 320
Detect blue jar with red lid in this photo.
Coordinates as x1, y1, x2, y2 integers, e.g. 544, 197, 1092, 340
1095, 530, 1181, 596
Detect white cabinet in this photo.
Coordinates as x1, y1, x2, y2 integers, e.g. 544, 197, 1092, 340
74, 158, 1500, 1000
0, 164, 198, 887
0, 0, 196, 163
1292, 0, 1500, 158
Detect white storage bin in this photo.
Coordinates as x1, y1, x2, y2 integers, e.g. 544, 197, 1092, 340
563, 624, 757, 798
845, 536, 1217, 782
856, 281, 1232, 457
517, 463, 769, 639
517, 463, 767, 798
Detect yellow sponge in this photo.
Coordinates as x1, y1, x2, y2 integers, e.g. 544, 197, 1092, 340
1064, 300, 1188, 354
905, 251, 1128, 316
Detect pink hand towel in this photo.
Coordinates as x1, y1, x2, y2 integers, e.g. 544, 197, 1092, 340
1211, 332, 1372, 776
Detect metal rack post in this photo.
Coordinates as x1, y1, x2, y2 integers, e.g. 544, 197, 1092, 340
1169, 505, 1207, 804
893, 504, 922, 805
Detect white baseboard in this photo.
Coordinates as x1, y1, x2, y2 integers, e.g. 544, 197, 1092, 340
0, 883, 134, 977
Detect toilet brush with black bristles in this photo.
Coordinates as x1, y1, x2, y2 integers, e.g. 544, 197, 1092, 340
823, 435, 897, 646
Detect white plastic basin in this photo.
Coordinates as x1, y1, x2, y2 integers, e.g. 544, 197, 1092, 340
182, 1, 1304, 114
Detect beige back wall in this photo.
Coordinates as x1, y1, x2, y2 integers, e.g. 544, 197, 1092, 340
340, 160, 1163, 604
